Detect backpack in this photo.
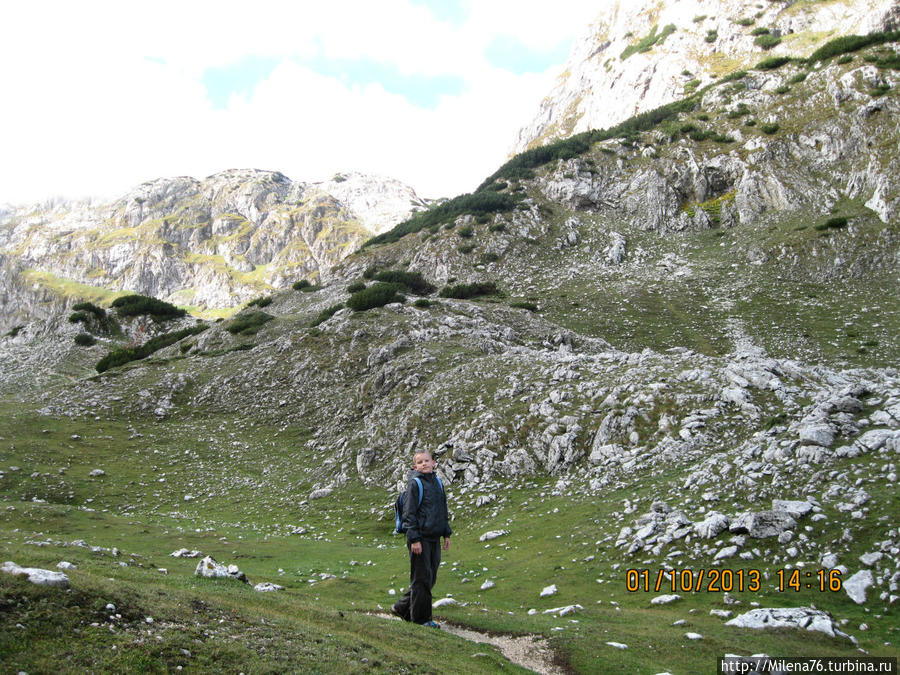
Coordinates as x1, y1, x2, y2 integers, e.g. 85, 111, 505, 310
394, 475, 443, 534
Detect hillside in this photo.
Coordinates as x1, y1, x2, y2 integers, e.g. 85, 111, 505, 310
0, 170, 427, 332
514, 0, 900, 152
1, 23, 899, 675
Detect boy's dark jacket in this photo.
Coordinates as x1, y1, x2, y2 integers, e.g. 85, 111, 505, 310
402, 471, 452, 544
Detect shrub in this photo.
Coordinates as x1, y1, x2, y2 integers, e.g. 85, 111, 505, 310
775, 85, 790, 94
68, 311, 89, 324
72, 302, 106, 318
482, 252, 500, 263
510, 301, 538, 312
754, 34, 782, 50
311, 303, 344, 326
693, 15, 706, 23
751, 27, 770, 36
705, 30, 718, 43
413, 299, 432, 309
814, 216, 849, 231
439, 281, 501, 300
111, 294, 186, 320
458, 226, 474, 238
95, 325, 207, 372
347, 281, 366, 294
346, 282, 405, 311
363, 192, 520, 248
489, 222, 506, 233
226, 311, 274, 335
372, 270, 435, 295
458, 244, 476, 254
755, 56, 791, 70
621, 24, 676, 59
363, 266, 379, 279
734, 17, 754, 26
837, 55, 854, 65
74, 333, 96, 347
808, 31, 900, 63
292, 279, 313, 291
788, 72, 808, 84
760, 122, 780, 134
247, 296, 273, 308
870, 84, 891, 97
720, 70, 747, 83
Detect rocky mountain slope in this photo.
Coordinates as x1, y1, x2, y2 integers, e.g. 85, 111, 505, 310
1, 17, 899, 673
0, 170, 427, 332
514, 0, 900, 152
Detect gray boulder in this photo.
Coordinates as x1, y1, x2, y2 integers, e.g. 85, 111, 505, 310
730, 511, 796, 538
1, 561, 69, 588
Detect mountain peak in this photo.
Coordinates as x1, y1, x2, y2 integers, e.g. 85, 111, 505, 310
513, 0, 900, 152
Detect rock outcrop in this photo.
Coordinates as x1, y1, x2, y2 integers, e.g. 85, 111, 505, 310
514, 0, 900, 152
0, 170, 427, 332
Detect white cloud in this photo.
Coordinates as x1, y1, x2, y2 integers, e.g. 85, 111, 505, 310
0, 0, 609, 204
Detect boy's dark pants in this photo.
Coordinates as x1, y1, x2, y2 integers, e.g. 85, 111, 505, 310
393, 539, 441, 623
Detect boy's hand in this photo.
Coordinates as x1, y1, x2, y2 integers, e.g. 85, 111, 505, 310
410, 542, 422, 555
443, 537, 451, 551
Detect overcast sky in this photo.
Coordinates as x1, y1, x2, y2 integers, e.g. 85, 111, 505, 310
0, 1, 605, 206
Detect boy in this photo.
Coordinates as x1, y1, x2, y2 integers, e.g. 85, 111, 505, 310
391, 450, 451, 628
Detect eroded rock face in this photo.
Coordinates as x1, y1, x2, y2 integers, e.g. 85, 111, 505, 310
513, 0, 900, 153
0, 170, 427, 330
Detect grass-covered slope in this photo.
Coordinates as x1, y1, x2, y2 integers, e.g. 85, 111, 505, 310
1, 32, 899, 675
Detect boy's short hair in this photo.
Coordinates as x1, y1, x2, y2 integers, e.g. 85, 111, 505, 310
413, 450, 433, 460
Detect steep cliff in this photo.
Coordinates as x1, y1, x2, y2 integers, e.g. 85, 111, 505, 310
514, 0, 900, 152
0, 170, 426, 331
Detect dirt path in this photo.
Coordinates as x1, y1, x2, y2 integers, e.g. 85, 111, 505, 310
375, 613, 566, 674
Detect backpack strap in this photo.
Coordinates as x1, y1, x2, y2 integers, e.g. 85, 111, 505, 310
435, 476, 444, 493
414, 477, 424, 506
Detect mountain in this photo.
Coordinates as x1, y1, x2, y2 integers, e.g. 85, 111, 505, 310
1, 9, 899, 674
514, 0, 900, 152
0, 169, 427, 332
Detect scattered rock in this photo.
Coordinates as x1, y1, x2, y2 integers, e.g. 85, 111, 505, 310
843, 570, 875, 605
1, 561, 69, 588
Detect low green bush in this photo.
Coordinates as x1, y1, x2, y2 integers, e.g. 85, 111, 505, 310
458, 244, 476, 254
439, 281, 501, 300
247, 296, 273, 308
72, 302, 106, 318
754, 34, 782, 50
720, 70, 747, 83
760, 122, 780, 134
346, 282, 405, 311
95, 325, 207, 372
372, 270, 435, 295
226, 311, 274, 335
311, 303, 345, 326
510, 301, 538, 312
111, 294, 186, 320
705, 30, 718, 43
788, 72, 808, 84
458, 226, 474, 238
68, 311, 89, 324
814, 216, 849, 231
755, 56, 791, 70
808, 31, 900, 63
74, 333, 96, 347
293, 279, 313, 291
751, 27, 770, 36
413, 299, 432, 309
347, 282, 366, 294
621, 23, 676, 59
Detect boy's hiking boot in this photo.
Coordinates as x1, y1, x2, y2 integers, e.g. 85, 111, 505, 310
422, 620, 440, 628
390, 604, 409, 621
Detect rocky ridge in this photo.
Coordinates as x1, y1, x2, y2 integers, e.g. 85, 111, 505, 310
514, 0, 900, 152
0, 170, 427, 332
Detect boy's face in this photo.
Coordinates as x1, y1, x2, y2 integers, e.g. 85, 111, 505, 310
413, 453, 435, 474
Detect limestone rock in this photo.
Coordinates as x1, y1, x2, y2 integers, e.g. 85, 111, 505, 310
1, 561, 69, 588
